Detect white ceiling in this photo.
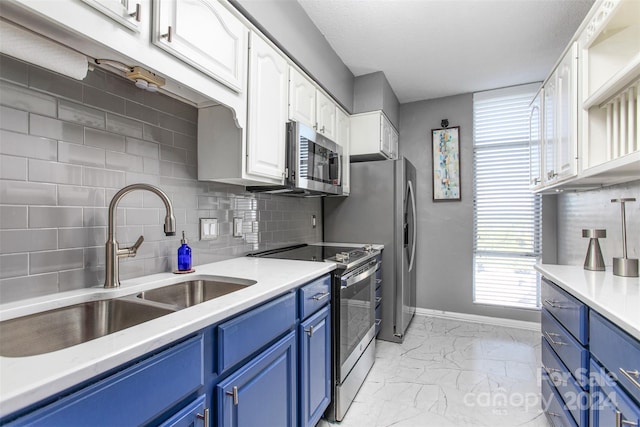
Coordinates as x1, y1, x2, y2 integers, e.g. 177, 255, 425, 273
297, 0, 595, 103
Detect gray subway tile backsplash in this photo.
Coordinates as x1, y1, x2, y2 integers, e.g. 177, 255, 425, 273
30, 114, 84, 144
29, 249, 84, 275
0, 81, 57, 117
0, 54, 322, 303
85, 127, 126, 152
59, 100, 105, 129
0, 105, 28, 133
0, 129, 57, 160
0, 155, 27, 180
28, 159, 83, 185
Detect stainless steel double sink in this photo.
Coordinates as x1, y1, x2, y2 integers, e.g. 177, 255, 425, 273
0, 277, 256, 357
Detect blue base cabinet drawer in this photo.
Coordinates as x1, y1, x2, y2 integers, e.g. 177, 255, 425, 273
542, 308, 589, 390
542, 278, 588, 345
216, 331, 297, 427
5, 335, 204, 427
590, 311, 640, 405
298, 274, 331, 319
590, 359, 640, 427
218, 291, 296, 374
542, 371, 579, 427
542, 338, 589, 426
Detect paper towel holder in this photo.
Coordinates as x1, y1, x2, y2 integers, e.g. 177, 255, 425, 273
95, 59, 165, 92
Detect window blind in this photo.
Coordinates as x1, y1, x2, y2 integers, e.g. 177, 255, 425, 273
473, 84, 542, 309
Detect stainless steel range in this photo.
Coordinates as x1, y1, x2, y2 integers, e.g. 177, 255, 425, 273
247, 243, 381, 421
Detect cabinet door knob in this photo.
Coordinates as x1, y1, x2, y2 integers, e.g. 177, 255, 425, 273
162, 26, 173, 43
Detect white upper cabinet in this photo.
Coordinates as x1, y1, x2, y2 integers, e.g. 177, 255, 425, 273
316, 91, 337, 140
152, 0, 248, 93
528, 90, 543, 190
288, 68, 316, 128
80, 0, 142, 32
350, 111, 398, 161
336, 108, 351, 196
246, 31, 288, 182
288, 67, 338, 140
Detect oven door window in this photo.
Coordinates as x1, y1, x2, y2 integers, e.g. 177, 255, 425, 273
300, 136, 340, 184
339, 272, 375, 374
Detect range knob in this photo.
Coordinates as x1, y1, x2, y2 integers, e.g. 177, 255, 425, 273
335, 252, 350, 262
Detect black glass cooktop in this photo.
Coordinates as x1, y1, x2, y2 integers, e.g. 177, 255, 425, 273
247, 244, 369, 263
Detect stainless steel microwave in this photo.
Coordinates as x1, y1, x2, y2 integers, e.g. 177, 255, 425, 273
247, 121, 343, 196
287, 121, 342, 195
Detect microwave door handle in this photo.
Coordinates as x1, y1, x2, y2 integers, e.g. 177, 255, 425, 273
338, 151, 342, 186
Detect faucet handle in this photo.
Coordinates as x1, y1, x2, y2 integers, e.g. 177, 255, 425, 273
131, 235, 144, 252
119, 235, 145, 258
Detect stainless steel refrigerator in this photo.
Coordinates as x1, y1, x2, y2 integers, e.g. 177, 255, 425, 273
323, 157, 417, 343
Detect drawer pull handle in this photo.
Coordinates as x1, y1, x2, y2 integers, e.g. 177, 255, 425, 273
376, 297, 382, 303
196, 408, 210, 426
226, 386, 239, 405
376, 279, 382, 284
548, 411, 561, 418
543, 299, 568, 309
312, 292, 330, 301
544, 331, 566, 346
619, 368, 640, 390
616, 410, 638, 427
304, 325, 315, 337
375, 318, 382, 326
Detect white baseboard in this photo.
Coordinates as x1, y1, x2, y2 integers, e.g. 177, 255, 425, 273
414, 308, 540, 332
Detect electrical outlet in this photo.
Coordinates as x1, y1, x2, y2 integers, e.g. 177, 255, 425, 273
233, 218, 243, 237
200, 218, 218, 240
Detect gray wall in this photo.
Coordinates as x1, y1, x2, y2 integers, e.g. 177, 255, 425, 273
232, 0, 354, 112
0, 55, 322, 303
555, 180, 640, 266
400, 93, 540, 323
353, 72, 400, 128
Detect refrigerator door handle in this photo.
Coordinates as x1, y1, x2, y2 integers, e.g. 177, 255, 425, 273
407, 179, 417, 272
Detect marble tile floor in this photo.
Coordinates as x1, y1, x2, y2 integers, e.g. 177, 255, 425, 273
318, 315, 550, 427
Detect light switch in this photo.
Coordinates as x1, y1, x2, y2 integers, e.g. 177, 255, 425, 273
200, 218, 218, 240
233, 217, 243, 237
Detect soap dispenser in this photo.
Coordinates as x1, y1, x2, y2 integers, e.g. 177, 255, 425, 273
177, 231, 192, 272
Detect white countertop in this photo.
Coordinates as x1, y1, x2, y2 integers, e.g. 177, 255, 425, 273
0, 257, 335, 418
535, 264, 640, 340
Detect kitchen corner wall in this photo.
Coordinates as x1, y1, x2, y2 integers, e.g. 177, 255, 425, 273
400, 93, 541, 323
0, 54, 322, 303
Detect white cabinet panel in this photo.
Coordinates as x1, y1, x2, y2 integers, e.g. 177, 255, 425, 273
153, 0, 248, 92
289, 67, 316, 129
350, 111, 398, 160
80, 0, 142, 31
336, 108, 350, 196
246, 32, 288, 181
316, 91, 336, 140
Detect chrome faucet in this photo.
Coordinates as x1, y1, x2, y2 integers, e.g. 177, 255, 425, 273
104, 184, 176, 288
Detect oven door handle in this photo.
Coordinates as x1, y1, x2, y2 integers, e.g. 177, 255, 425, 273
341, 261, 378, 288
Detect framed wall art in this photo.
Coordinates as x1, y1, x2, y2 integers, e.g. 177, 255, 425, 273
432, 126, 461, 201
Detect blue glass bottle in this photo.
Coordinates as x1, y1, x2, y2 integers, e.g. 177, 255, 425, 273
177, 231, 192, 271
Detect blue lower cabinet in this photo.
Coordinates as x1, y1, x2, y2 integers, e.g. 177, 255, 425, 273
299, 305, 331, 427
542, 371, 578, 427
4, 335, 204, 427
159, 395, 207, 427
216, 331, 297, 427
590, 359, 640, 427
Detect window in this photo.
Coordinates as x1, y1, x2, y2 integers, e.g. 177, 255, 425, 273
473, 84, 542, 309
